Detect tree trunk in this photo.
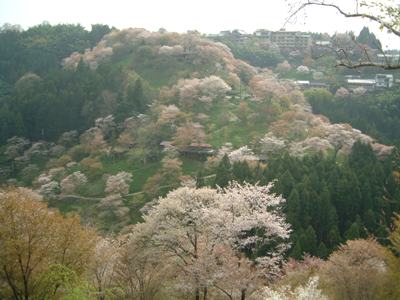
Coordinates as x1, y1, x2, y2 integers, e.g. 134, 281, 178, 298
4, 266, 21, 300
203, 287, 208, 300
241, 289, 246, 300
195, 287, 200, 300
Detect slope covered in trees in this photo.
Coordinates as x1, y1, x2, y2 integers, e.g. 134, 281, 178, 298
212, 142, 400, 258
2, 183, 400, 299
0, 24, 399, 265
306, 88, 400, 147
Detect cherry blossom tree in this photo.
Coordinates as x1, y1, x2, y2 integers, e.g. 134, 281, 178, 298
60, 171, 88, 194
132, 182, 290, 300
38, 181, 60, 200
134, 187, 219, 299
95, 115, 116, 139
158, 45, 184, 56
319, 239, 391, 300
249, 75, 289, 100
116, 230, 171, 300
335, 87, 350, 98
169, 76, 232, 108
157, 104, 184, 125
80, 127, 108, 153
4, 136, 30, 160
98, 194, 130, 226
116, 132, 135, 149
217, 182, 290, 272
105, 171, 133, 196
90, 237, 122, 300
173, 122, 206, 149
80, 157, 104, 177
199, 75, 232, 100
62, 41, 113, 70
276, 61, 292, 73
228, 146, 259, 163
260, 134, 287, 157
260, 276, 328, 300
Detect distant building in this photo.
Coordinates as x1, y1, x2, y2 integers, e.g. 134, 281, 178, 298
179, 143, 215, 157
254, 29, 271, 37
346, 75, 394, 91
315, 40, 331, 47
347, 79, 376, 90
375, 74, 394, 88
295, 80, 329, 89
270, 30, 312, 52
310, 82, 329, 89
253, 29, 312, 52
295, 80, 310, 89
219, 30, 232, 37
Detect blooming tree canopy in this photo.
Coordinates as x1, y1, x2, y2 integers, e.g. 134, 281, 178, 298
105, 171, 133, 196
132, 181, 290, 299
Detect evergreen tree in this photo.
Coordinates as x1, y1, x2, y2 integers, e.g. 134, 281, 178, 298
317, 242, 329, 259
314, 185, 334, 241
132, 78, 146, 113
301, 226, 318, 255
287, 188, 301, 229
214, 154, 232, 188
290, 238, 303, 260
88, 24, 112, 47
232, 161, 252, 183
356, 26, 382, 49
363, 209, 377, 233
118, 78, 147, 120
345, 221, 361, 240
277, 170, 295, 197
327, 225, 342, 250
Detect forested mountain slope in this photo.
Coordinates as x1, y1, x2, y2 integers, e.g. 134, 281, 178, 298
0, 25, 399, 258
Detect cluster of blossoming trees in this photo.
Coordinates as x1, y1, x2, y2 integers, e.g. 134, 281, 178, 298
0, 182, 290, 299
2, 182, 400, 300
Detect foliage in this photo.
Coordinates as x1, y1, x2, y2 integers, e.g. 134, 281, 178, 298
307, 90, 400, 147
60, 171, 87, 194
356, 26, 382, 50
116, 232, 169, 299
133, 182, 290, 299
0, 188, 97, 300
286, 0, 400, 69
211, 35, 284, 68
211, 142, 400, 258
105, 171, 133, 196
89, 237, 123, 300
260, 276, 328, 300
319, 239, 393, 300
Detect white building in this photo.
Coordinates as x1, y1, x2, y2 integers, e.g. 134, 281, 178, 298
375, 74, 394, 88
347, 79, 376, 90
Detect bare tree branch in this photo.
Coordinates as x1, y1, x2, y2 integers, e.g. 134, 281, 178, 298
285, 0, 400, 69
285, 1, 400, 37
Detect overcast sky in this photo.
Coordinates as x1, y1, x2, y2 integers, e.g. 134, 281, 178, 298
1, 0, 400, 49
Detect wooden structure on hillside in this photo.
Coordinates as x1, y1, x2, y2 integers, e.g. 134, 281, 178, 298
179, 143, 215, 158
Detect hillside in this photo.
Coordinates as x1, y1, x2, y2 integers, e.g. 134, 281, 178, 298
1, 29, 393, 246
0, 27, 398, 258
2, 13, 400, 298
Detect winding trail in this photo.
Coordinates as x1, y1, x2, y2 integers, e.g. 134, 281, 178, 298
57, 174, 216, 201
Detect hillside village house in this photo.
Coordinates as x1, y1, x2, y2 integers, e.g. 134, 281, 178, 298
253, 29, 312, 52
346, 74, 394, 90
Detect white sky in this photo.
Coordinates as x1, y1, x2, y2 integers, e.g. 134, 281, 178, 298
1, 0, 400, 49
